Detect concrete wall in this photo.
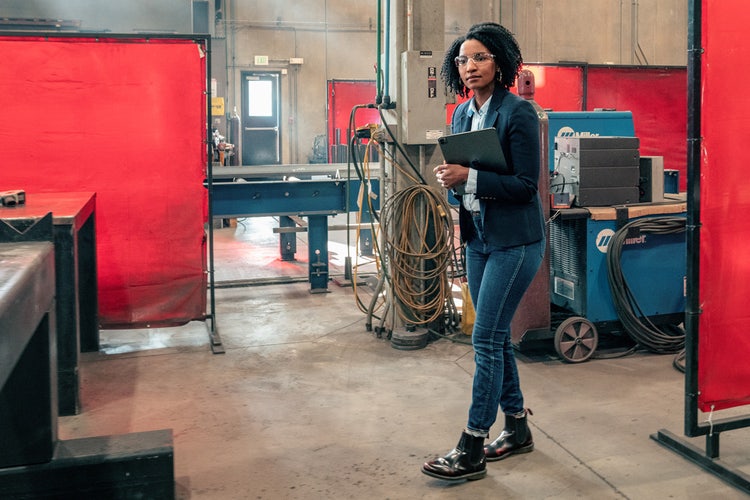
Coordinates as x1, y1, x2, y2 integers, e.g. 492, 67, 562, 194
501, 0, 687, 66
0, 0, 192, 33
1, 0, 687, 164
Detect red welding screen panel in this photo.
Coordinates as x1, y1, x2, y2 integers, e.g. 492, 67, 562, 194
696, 2, 750, 411
586, 67, 687, 191
519, 64, 584, 112
0, 36, 208, 328
327, 80, 380, 160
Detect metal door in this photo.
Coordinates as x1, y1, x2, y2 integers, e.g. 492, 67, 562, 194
241, 71, 281, 165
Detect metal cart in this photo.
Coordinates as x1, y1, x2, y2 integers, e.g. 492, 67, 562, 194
512, 201, 687, 362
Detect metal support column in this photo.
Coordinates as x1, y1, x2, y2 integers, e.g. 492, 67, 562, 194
279, 215, 297, 261
307, 215, 329, 292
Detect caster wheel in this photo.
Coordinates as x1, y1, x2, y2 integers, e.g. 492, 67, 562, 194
554, 316, 598, 363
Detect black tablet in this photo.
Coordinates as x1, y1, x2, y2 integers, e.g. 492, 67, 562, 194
437, 128, 509, 174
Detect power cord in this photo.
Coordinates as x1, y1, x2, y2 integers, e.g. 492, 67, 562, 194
605, 216, 687, 366
379, 183, 458, 326
343, 103, 464, 340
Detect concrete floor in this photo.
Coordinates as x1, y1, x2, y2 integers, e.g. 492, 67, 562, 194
58, 218, 750, 499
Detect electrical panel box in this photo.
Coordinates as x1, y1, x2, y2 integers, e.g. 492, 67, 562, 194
400, 50, 445, 145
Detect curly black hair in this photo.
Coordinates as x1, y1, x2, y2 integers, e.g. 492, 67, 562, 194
440, 22, 523, 98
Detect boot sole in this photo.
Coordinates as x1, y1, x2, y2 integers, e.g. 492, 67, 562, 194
485, 443, 534, 462
421, 467, 487, 481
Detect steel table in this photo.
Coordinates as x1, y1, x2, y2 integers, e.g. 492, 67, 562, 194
0, 192, 98, 416
0, 242, 57, 468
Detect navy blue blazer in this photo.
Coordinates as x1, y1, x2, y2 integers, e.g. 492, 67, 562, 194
451, 86, 545, 248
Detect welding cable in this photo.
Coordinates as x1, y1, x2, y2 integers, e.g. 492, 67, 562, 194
341, 105, 390, 321
349, 134, 382, 224
379, 183, 458, 326
375, 142, 422, 185
345, 106, 461, 332
549, 154, 571, 193
367, 147, 464, 334
549, 172, 567, 193
349, 126, 449, 326
350, 137, 387, 318
605, 216, 687, 354
672, 348, 686, 373
377, 107, 426, 184
344, 105, 376, 276
344, 110, 424, 328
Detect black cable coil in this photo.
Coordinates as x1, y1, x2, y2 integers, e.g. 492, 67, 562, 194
605, 216, 687, 354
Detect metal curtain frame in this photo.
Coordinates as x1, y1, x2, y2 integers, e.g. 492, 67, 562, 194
650, 0, 750, 492
0, 30, 222, 353
203, 35, 225, 354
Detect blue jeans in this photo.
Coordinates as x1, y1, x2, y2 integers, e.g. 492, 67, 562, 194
465, 215, 545, 435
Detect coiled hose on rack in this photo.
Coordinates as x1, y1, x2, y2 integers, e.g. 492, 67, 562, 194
379, 183, 457, 326
606, 216, 686, 355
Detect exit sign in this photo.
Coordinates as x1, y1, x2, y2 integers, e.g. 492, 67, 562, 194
254, 55, 269, 66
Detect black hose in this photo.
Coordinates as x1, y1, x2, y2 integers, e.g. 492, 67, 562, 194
605, 216, 687, 354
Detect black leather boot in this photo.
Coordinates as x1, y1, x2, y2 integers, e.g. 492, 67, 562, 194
422, 432, 487, 481
484, 409, 534, 461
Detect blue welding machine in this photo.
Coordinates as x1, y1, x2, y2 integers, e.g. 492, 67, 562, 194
546, 111, 636, 172
549, 207, 686, 326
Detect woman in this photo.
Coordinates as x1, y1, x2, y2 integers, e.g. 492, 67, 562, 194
423, 22, 545, 481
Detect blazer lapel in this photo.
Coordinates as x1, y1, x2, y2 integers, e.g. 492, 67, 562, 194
484, 87, 508, 129
454, 105, 472, 133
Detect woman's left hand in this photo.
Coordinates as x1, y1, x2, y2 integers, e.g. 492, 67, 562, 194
434, 163, 469, 189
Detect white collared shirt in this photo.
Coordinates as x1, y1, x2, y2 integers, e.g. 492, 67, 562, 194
457, 96, 491, 213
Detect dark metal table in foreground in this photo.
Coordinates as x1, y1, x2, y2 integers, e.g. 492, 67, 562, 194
0, 241, 174, 498
0, 192, 98, 416
0, 242, 57, 469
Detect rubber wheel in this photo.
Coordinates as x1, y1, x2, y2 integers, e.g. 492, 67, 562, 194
554, 316, 598, 363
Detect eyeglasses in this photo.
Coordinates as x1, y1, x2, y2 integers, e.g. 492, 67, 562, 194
454, 52, 495, 67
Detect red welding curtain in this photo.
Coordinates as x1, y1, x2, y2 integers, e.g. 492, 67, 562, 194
0, 35, 208, 328
587, 67, 687, 190
327, 80, 380, 159
519, 64, 585, 112
696, 2, 750, 411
